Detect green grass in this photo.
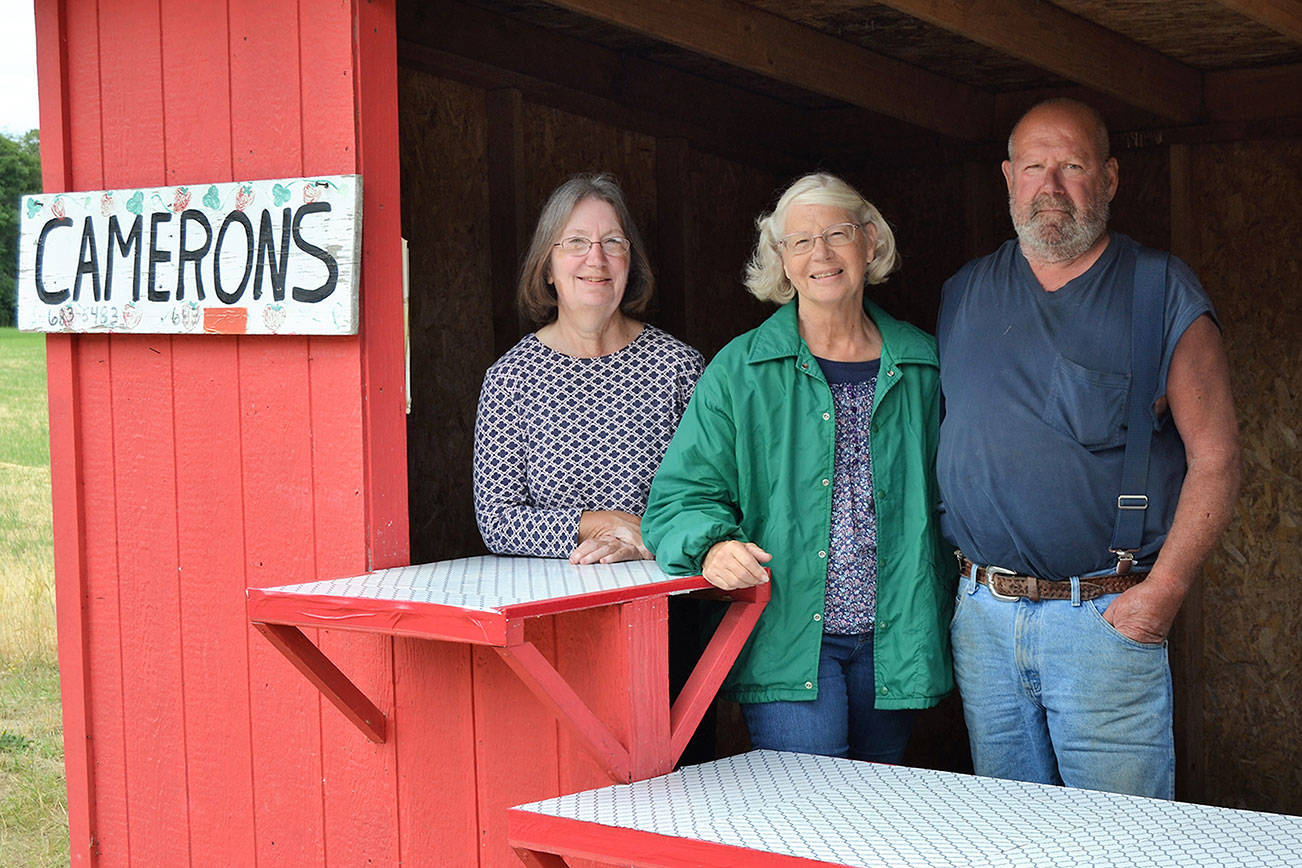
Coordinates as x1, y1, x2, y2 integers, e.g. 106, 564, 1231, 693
0, 329, 51, 468
0, 661, 66, 868
0, 327, 66, 866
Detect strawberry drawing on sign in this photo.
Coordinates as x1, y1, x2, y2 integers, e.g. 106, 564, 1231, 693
58, 305, 75, 330
263, 304, 287, 333
303, 184, 321, 204
172, 187, 192, 212
51, 198, 66, 219
234, 184, 255, 211
100, 192, 115, 216
179, 302, 200, 331
121, 303, 141, 330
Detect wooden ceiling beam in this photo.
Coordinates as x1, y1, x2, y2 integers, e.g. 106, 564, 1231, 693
399, 0, 816, 172
1211, 0, 1302, 44
871, 0, 1203, 124
541, 0, 994, 141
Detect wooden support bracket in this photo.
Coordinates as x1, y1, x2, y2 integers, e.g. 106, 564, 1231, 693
252, 622, 388, 743
494, 585, 770, 784
511, 846, 570, 868
668, 583, 769, 766
252, 583, 768, 773
494, 641, 634, 783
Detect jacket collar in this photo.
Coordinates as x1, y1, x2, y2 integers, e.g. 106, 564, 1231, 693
747, 296, 937, 368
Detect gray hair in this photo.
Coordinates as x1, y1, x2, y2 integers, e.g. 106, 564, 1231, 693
1007, 98, 1111, 163
517, 173, 655, 324
744, 173, 898, 304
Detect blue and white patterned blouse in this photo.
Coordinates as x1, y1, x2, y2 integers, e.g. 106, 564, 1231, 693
473, 324, 705, 558
816, 356, 881, 634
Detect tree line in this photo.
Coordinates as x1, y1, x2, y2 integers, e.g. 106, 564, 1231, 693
2, 129, 42, 327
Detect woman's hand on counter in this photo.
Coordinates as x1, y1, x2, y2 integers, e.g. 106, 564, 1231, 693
571, 510, 653, 564
702, 540, 771, 590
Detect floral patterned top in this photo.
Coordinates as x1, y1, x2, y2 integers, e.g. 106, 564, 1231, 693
816, 356, 881, 634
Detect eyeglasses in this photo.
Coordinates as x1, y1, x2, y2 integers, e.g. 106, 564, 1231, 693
553, 236, 631, 257
777, 222, 866, 255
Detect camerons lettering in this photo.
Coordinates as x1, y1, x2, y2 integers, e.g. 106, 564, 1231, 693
33, 203, 338, 306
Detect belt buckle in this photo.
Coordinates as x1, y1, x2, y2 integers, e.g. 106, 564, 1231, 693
983, 565, 1021, 601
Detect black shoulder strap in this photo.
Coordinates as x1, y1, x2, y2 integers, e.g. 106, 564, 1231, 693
1109, 246, 1169, 569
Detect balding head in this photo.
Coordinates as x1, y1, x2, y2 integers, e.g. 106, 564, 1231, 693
1008, 98, 1111, 166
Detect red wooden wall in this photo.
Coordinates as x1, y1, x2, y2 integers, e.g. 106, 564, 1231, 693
37, 0, 410, 863
37, 2, 639, 864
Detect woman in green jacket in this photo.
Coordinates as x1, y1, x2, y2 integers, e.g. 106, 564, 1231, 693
642, 173, 953, 762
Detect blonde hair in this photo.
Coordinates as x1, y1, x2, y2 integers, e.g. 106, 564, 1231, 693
744, 173, 898, 304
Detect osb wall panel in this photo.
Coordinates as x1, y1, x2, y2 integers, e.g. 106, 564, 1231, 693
520, 102, 659, 280
1110, 145, 1171, 253
400, 68, 496, 562
1188, 137, 1302, 815
854, 161, 972, 332
683, 152, 780, 358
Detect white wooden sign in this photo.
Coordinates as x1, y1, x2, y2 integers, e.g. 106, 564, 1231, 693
16, 175, 361, 335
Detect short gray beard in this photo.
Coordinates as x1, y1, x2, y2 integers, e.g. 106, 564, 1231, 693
1011, 190, 1109, 263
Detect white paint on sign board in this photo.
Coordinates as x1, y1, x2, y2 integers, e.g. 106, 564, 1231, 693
16, 175, 361, 335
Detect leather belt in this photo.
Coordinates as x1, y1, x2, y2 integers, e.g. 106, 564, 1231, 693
958, 557, 1145, 602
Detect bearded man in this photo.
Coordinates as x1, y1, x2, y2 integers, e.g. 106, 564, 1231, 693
935, 98, 1240, 798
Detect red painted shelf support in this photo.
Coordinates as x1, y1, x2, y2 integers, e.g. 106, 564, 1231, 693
251, 582, 769, 777
252, 622, 388, 743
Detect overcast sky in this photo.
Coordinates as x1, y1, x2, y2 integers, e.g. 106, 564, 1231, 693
0, 1, 40, 136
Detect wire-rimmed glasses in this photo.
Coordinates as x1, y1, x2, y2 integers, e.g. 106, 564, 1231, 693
553, 235, 631, 257
777, 222, 866, 255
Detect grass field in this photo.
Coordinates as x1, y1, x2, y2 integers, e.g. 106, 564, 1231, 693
0, 327, 68, 866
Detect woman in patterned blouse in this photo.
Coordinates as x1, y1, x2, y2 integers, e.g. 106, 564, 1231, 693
473, 173, 704, 563
643, 174, 952, 763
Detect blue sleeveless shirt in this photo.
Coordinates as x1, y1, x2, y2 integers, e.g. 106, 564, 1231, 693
936, 233, 1214, 580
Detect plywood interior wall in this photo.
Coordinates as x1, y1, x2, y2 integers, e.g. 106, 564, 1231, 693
1186, 138, 1302, 814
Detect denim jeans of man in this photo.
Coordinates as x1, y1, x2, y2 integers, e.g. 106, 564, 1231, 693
950, 571, 1174, 798
741, 631, 916, 762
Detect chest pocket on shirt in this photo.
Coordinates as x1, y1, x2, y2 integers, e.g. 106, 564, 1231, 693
1042, 354, 1129, 450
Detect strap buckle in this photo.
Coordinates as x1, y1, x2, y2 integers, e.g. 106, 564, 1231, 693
1117, 494, 1149, 510
983, 565, 1021, 601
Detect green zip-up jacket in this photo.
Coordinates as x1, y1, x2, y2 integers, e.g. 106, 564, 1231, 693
643, 298, 954, 708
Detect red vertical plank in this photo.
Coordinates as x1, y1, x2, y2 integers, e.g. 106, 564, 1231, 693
553, 601, 673, 868
63, 0, 103, 189
394, 638, 480, 865
55, 3, 123, 863
109, 338, 190, 866
555, 607, 635, 795
475, 617, 562, 867
94, 1, 192, 861
156, 3, 258, 863
354, 0, 410, 571
46, 333, 97, 866
77, 336, 131, 868
227, 0, 328, 862
621, 597, 672, 780
240, 339, 326, 866
300, 2, 402, 863
35, 1, 94, 861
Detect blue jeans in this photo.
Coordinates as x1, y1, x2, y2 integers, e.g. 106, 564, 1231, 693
950, 571, 1174, 798
741, 632, 915, 762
